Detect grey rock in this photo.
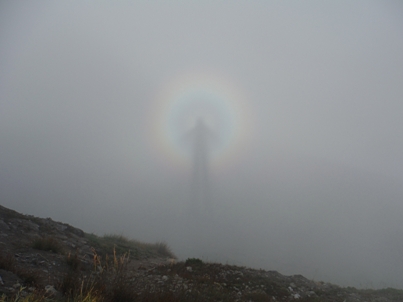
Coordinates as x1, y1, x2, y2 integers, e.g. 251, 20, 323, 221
0, 219, 10, 231
53, 224, 67, 232
0, 269, 21, 288
45, 285, 61, 297
306, 291, 316, 296
11, 219, 39, 231
12, 283, 21, 289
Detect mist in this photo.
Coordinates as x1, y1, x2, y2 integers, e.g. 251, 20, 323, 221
1, 1, 403, 289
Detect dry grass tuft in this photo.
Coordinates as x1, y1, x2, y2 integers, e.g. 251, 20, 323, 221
0, 289, 46, 302
58, 248, 137, 302
65, 252, 81, 271
0, 251, 16, 271
32, 237, 62, 253
0, 251, 40, 286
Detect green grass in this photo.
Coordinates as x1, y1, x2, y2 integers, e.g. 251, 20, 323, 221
185, 258, 204, 266
32, 237, 62, 253
85, 233, 175, 260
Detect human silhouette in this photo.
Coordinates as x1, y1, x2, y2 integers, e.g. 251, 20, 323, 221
184, 118, 215, 216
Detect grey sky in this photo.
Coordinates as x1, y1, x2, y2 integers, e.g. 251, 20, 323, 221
1, 1, 403, 289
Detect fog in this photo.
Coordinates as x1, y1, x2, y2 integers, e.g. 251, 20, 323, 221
1, 1, 403, 289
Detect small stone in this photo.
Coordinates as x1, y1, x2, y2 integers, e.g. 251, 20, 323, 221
13, 283, 21, 289
293, 293, 300, 299
45, 285, 60, 297
162, 275, 168, 281
186, 266, 192, 272
0, 220, 10, 231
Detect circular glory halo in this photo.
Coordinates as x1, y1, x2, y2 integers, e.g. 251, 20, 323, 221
149, 71, 253, 173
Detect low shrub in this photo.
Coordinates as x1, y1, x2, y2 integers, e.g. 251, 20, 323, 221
32, 237, 61, 253
0, 251, 16, 271
185, 258, 204, 266
155, 242, 175, 258
85, 233, 176, 260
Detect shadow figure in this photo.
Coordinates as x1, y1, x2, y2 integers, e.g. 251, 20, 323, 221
184, 118, 216, 217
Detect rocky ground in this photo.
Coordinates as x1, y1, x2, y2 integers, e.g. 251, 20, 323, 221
1, 204, 402, 301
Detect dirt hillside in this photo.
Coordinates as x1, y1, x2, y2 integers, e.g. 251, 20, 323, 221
0, 204, 402, 301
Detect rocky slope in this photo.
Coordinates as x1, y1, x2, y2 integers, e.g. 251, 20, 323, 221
0, 204, 402, 301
